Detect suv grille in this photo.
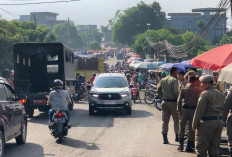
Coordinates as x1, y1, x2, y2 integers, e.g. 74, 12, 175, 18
99, 93, 121, 100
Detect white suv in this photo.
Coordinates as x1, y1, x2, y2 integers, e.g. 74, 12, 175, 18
88, 73, 132, 115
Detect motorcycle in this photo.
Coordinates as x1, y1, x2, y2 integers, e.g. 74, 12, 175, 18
49, 110, 71, 143
144, 83, 157, 104
129, 85, 141, 103
154, 94, 162, 111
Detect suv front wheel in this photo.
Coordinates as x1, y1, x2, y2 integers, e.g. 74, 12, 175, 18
125, 106, 132, 115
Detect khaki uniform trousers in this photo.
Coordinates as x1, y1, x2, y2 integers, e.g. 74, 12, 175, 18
227, 115, 232, 152
195, 120, 224, 157
161, 101, 179, 134
179, 109, 195, 141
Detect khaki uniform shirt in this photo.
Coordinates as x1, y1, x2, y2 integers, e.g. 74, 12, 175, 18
177, 85, 202, 112
158, 75, 179, 100
192, 87, 225, 128
179, 81, 187, 91
223, 87, 232, 122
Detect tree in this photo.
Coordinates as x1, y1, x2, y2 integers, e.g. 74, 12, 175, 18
220, 30, 232, 45
80, 29, 103, 49
0, 20, 56, 72
89, 41, 101, 50
112, 1, 165, 46
197, 21, 205, 31
52, 22, 83, 50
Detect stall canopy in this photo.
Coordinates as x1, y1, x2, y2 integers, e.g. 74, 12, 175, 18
190, 44, 232, 71
134, 62, 158, 70
218, 63, 232, 84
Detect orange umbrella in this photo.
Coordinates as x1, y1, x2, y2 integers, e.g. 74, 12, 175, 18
131, 54, 140, 58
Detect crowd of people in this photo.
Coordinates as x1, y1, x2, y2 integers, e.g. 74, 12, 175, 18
77, 57, 232, 156
157, 67, 232, 157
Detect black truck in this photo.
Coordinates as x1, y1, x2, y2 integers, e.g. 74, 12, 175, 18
13, 43, 75, 118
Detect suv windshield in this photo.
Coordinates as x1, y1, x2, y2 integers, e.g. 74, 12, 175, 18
94, 77, 128, 88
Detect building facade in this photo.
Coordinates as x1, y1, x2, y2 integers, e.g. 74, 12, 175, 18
76, 25, 97, 34
19, 12, 71, 28
166, 8, 227, 41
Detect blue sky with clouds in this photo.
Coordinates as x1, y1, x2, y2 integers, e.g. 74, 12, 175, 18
0, 0, 226, 26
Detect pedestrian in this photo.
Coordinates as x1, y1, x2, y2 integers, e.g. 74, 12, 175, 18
223, 85, 232, 157
192, 75, 225, 157
177, 76, 202, 152
177, 71, 186, 90
138, 71, 143, 89
213, 71, 225, 92
89, 73, 96, 86
158, 67, 179, 144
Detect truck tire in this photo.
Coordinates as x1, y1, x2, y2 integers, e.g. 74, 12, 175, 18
25, 105, 34, 118
0, 131, 4, 157
16, 119, 27, 144
89, 105, 94, 116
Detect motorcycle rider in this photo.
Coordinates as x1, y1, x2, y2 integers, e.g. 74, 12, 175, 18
47, 79, 71, 125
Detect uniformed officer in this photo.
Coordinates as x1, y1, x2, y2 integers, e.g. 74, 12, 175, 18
192, 75, 225, 157
223, 86, 232, 157
158, 67, 179, 144
177, 76, 202, 152
177, 71, 186, 90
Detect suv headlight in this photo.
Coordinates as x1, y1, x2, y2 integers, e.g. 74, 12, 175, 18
120, 91, 130, 97
90, 92, 99, 98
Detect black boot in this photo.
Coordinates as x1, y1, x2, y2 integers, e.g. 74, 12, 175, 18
163, 134, 169, 144
177, 138, 184, 151
185, 141, 194, 152
175, 133, 179, 142
191, 141, 195, 149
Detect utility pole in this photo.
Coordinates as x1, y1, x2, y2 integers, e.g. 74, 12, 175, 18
67, 17, 71, 48
231, 0, 232, 28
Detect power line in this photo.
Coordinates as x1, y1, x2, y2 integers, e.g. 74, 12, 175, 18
0, 0, 79, 6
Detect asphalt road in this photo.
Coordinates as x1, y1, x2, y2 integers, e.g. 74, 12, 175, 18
3, 100, 229, 157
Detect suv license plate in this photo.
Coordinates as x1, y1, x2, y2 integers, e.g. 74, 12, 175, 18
54, 118, 65, 123
104, 101, 116, 105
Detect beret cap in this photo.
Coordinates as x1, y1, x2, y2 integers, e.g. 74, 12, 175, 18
199, 74, 214, 83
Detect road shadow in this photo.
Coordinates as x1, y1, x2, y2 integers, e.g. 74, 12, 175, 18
5, 142, 46, 157
60, 137, 100, 150
28, 111, 49, 125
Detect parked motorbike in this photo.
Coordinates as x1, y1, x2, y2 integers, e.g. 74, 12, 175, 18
154, 94, 162, 111
49, 110, 71, 143
144, 83, 157, 104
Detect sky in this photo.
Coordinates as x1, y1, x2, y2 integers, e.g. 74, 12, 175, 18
0, 0, 229, 27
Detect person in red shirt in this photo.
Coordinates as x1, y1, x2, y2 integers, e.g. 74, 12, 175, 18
89, 73, 96, 86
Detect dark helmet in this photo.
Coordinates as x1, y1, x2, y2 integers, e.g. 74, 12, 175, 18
93, 73, 96, 76
1, 69, 11, 78
53, 79, 63, 89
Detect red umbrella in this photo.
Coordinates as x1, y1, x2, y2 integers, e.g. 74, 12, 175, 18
190, 44, 232, 71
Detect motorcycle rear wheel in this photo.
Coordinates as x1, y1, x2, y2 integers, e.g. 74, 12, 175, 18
155, 100, 162, 111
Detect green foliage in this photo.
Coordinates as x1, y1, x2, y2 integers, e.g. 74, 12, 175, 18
52, 22, 83, 50
112, 1, 165, 46
80, 29, 103, 49
89, 41, 101, 50
220, 30, 232, 45
0, 20, 56, 72
197, 21, 205, 30
132, 29, 212, 58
